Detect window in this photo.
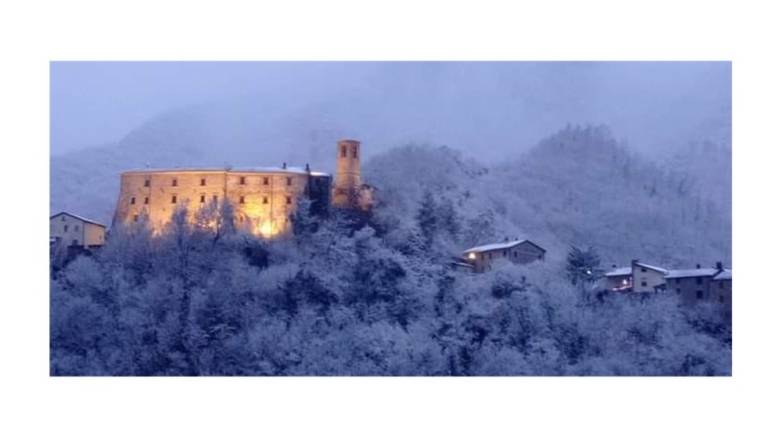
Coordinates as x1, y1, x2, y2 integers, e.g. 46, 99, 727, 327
641, 281, 647, 287
130, 197, 136, 205
239, 196, 245, 204
641, 268, 647, 273
72, 239, 78, 246
61, 216, 66, 221
676, 289, 681, 294
212, 195, 218, 203
200, 195, 206, 203
287, 177, 292, 186
514, 251, 518, 258
286, 196, 292, 204
696, 290, 704, 299
64, 225, 68, 232
262, 196, 268, 204
74, 225, 79, 232
263, 177, 269, 185
133, 215, 139, 222
240, 176, 246, 185
719, 281, 724, 288
144, 179, 150, 187
171, 195, 177, 204
341, 145, 347, 158
172, 178, 178, 187
201, 178, 206, 186
676, 279, 681, 284
352, 147, 358, 159
144, 197, 149, 205
696, 277, 702, 285
719, 296, 725, 303
503, 250, 507, 257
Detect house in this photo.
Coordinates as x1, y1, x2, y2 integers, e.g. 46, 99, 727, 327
50, 211, 107, 249
665, 262, 731, 306
460, 238, 546, 272
602, 260, 667, 293
604, 266, 632, 291
631, 260, 668, 293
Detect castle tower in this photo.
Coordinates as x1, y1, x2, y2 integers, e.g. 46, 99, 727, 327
333, 139, 371, 209
335, 139, 362, 190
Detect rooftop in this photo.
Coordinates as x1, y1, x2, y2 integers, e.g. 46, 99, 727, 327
666, 268, 720, 279
713, 269, 732, 281
122, 166, 331, 177
634, 262, 668, 274
605, 267, 632, 277
462, 239, 544, 255
50, 211, 107, 228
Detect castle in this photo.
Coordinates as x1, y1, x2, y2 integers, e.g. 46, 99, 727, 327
113, 139, 373, 238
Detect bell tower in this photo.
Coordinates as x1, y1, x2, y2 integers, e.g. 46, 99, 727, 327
333, 139, 364, 209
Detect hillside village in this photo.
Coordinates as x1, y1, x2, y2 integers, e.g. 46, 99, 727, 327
51, 136, 732, 313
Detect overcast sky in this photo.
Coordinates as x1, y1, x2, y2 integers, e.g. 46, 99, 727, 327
50, 62, 731, 159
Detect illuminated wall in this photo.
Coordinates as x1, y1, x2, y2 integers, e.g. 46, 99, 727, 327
113, 168, 331, 238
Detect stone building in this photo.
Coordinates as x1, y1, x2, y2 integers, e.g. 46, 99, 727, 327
331, 139, 374, 211
460, 239, 546, 272
665, 263, 732, 306
603, 266, 632, 291
50, 211, 106, 248
631, 260, 668, 293
113, 139, 370, 238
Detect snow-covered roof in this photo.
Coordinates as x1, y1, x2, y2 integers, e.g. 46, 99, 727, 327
463, 239, 544, 255
50, 211, 107, 228
634, 262, 667, 274
604, 267, 631, 277
713, 269, 732, 281
122, 166, 331, 177
665, 268, 720, 279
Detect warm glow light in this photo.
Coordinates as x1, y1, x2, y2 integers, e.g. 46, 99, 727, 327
259, 220, 275, 238
468, 252, 476, 260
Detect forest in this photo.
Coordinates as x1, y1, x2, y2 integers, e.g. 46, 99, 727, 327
50, 125, 732, 375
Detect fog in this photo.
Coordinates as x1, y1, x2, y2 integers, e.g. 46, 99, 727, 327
51, 62, 730, 160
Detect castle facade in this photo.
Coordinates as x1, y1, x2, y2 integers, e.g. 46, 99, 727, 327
113, 139, 371, 238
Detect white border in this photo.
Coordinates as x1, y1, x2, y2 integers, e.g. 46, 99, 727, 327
1, 1, 767, 431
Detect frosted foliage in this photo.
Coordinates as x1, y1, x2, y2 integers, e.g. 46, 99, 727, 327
50, 125, 730, 375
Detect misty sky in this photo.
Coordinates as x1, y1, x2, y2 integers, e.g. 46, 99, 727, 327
50, 62, 731, 159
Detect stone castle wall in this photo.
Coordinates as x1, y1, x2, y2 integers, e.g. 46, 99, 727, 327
114, 168, 331, 237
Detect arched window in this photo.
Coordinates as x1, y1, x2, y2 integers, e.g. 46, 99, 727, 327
341, 145, 347, 158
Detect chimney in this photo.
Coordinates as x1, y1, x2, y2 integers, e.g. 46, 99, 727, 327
305, 163, 311, 173
504, 236, 510, 242
716, 261, 723, 271
612, 264, 617, 269
282, 162, 287, 169
631, 259, 639, 267
696, 263, 701, 269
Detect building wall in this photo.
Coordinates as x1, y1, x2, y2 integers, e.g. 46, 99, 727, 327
464, 242, 545, 272
83, 223, 105, 247
669, 276, 731, 306
114, 170, 329, 238
605, 274, 632, 291
631, 265, 666, 293
50, 214, 85, 246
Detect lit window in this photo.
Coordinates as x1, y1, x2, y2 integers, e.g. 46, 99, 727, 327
239, 196, 245, 204
263, 177, 269, 185
240, 176, 246, 185
171, 195, 177, 204
468, 252, 476, 260
201, 178, 206, 186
